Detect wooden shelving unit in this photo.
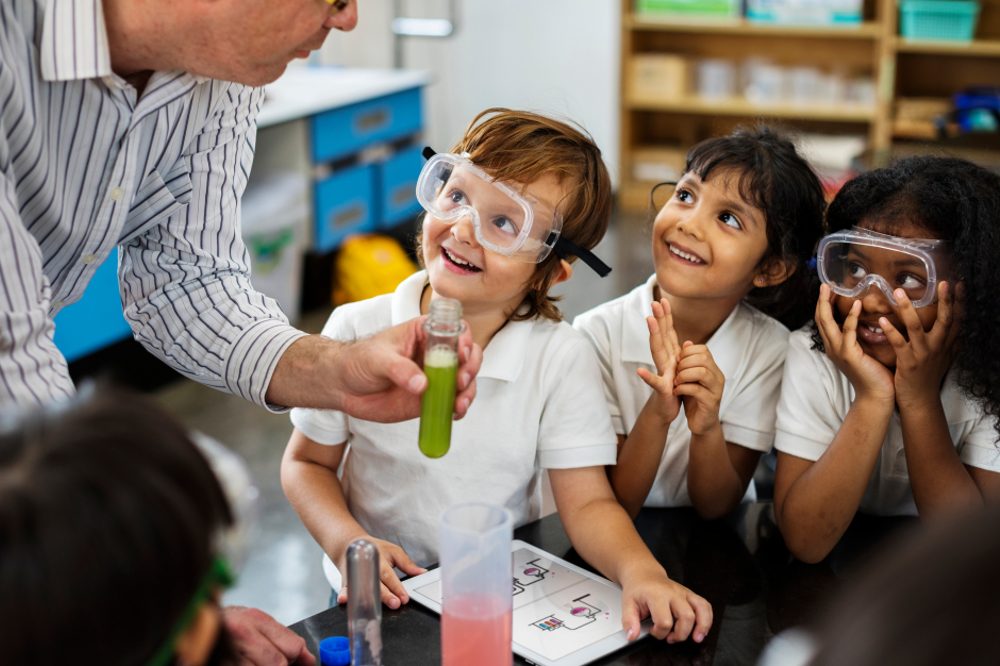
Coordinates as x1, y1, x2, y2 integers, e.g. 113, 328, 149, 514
619, 0, 1000, 211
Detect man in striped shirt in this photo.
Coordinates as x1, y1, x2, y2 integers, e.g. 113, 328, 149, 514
1, 0, 481, 663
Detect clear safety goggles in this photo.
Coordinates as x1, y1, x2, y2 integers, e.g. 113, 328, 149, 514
416, 149, 611, 277
816, 228, 949, 308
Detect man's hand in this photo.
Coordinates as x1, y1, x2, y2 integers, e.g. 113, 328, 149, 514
267, 318, 483, 422
222, 606, 316, 665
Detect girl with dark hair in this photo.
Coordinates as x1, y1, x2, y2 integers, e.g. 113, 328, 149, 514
774, 156, 1000, 564
0, 387, 240, 666
574, 126, 826, 520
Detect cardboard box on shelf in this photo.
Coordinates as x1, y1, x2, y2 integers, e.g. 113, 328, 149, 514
628, 55, 690, 103
631, 145, 688, 184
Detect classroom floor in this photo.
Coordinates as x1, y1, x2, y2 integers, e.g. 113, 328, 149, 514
155, 212, 651, 625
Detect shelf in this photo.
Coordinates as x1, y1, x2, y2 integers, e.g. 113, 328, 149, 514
626, 95, 877, 121
893, 37, 1000, 56
628, 14, 882, 39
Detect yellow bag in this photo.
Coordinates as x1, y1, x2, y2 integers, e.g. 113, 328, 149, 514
332, 234, 418, 305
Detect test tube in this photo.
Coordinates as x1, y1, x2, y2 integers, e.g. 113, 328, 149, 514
346, 538, 382, 666
418, 297, 462, 458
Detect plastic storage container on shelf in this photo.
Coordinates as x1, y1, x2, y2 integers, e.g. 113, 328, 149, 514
899, 0, 980, 41
745, 0, 863, 24
636, 0, 740, 18
241, 173, 310, 323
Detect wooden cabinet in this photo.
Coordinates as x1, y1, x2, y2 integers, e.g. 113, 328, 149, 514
619, 0, 1000, 211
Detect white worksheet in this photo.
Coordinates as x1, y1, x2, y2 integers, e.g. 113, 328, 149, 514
404, 540, 649, 666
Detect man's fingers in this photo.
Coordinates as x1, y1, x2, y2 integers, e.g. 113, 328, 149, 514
223, 606, 316, 666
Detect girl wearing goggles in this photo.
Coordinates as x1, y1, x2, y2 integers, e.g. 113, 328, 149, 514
284, 108, 713, 645
775, 156, 1000, 564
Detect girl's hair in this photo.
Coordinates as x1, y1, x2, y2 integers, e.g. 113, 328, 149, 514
679, 125, 826, 330
821, 155, 1000, 440
0, 386, 236, 665
418, 107, 613, 322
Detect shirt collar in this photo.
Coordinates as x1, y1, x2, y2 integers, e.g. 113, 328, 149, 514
391, 270, 531, 383
41, 0, 113, 81
619, 274, 742, 373
41, 0, 211, 86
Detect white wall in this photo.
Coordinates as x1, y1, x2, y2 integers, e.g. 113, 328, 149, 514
319, 1, 621, 184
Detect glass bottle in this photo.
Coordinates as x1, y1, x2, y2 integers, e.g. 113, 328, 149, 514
418, 297, 462, 458
346, 538, 382, 666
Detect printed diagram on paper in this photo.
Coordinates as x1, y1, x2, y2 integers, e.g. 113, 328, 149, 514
412, 547, 623, 661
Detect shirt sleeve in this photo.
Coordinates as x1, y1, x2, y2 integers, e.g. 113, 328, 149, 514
289, 304, 361, 445
774, 330, 844, 462
572, 309, 626, 435
118, 83, 305, 410
958, 406, 1000, 472
537, 331, 618, 469
0, 162, 75, 407
720, 323, 788, 453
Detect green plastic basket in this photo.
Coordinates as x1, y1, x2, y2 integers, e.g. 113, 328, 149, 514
637, 0, 740, 17
899, 0, 980, 41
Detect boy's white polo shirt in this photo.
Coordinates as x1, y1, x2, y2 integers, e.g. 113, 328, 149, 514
775, 327, 1000, 516
291, 270, 617, 573
573, 274, 789, 508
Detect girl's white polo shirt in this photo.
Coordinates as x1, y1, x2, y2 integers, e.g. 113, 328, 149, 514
775, 327, 1000, 516
290, 271, 617, 570
573, 274, 789, 508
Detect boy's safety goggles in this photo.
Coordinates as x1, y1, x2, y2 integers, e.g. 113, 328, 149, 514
416, 148, 611, 277
816, 228, 949, 308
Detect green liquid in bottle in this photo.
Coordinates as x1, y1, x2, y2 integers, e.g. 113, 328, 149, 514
419, 346, 459, 458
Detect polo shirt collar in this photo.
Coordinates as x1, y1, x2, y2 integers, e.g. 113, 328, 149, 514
391, 270, 531, 383
619, 274, 742, 373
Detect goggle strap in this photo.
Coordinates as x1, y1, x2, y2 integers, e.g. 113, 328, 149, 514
553, 235, 612, 278
422, 146, 437, 160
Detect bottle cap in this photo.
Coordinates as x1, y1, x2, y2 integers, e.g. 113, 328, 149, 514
319, 635, 351, 666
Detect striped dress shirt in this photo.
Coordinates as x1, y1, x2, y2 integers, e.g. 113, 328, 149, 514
0, 0, 306, 408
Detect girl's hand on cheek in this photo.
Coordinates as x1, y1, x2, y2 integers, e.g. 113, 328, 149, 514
637, 298, 682, 425
881, 282, 959, 410
815, 285, 894, 402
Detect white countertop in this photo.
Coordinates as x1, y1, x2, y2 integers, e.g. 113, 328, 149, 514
257, 66, 431, 128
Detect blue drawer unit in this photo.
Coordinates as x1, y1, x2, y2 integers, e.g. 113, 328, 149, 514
311, 87, 423, 163
378, 144, 424, 228
313, 164, 377, 252
53, 250, 132, 362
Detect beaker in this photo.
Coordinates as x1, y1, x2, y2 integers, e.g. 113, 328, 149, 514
440, 502, 513, 666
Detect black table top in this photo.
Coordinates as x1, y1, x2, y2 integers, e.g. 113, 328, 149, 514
289, 504, 915, 665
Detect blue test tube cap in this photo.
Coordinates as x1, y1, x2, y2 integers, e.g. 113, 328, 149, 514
319, 635, 351, 666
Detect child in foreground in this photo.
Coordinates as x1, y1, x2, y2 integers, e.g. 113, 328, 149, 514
0, 387, 243, 666
282, 108, 713, 643
574, 127, 825, 519
774, 156, 1000, 563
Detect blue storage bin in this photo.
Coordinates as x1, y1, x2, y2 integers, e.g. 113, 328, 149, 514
313, 164, 377, 253
311, 88, 423, 163
900, 0, 980, 40
53, 249, 132, 362
378, 145, 424, 228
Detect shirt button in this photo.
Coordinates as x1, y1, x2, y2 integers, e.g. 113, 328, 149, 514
82, 253, 99, 265
110, 186, 124, 202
